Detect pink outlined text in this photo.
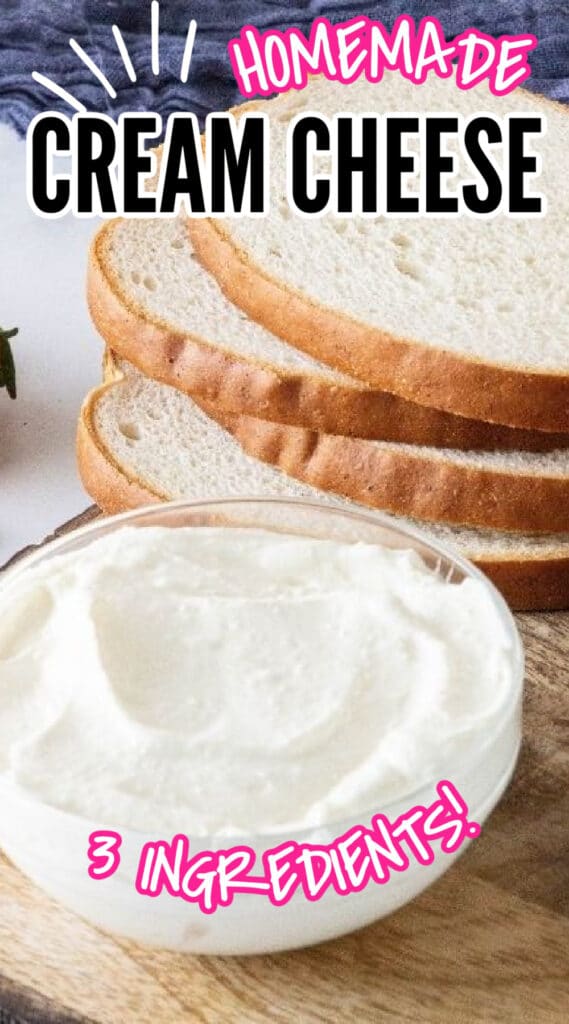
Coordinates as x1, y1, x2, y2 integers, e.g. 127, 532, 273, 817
87, 830, 122, 880
228, 15, 537, 99
87, 780, 480, 913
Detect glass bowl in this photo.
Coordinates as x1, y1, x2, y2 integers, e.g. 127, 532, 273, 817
0, 498, 523, 954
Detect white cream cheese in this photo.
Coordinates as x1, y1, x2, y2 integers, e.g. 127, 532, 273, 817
0, 526, 514, 835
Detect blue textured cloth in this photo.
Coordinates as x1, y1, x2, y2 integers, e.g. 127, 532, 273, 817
1, 1, 568, 135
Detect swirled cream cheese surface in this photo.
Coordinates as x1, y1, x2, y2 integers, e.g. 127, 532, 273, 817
0, 526, 514, 835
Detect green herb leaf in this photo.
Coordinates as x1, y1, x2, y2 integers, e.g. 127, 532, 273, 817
0, 327, 18, 399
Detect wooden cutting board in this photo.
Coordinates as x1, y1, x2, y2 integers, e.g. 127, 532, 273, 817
1, 510, 568, 1024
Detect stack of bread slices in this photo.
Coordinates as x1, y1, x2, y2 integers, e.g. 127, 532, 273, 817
78, 74, 569, 610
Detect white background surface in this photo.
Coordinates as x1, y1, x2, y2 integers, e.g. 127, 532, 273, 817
0, 124, 102, 565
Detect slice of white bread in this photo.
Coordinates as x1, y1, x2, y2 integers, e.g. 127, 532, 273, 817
188, 75, 569, 432
76, 360, 569, 610
207, 404, 569, 533
87, 217, 569, 453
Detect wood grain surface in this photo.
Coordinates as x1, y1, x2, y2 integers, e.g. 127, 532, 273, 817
0, 510, 567, 1023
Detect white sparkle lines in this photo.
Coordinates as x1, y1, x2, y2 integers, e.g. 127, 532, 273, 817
32, 4, 199, 111
69, 38, 117, 99
180, 18, 197, 83
30, 71, 87, 113
112, 25, 137, 83
151, 1, 160, 76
